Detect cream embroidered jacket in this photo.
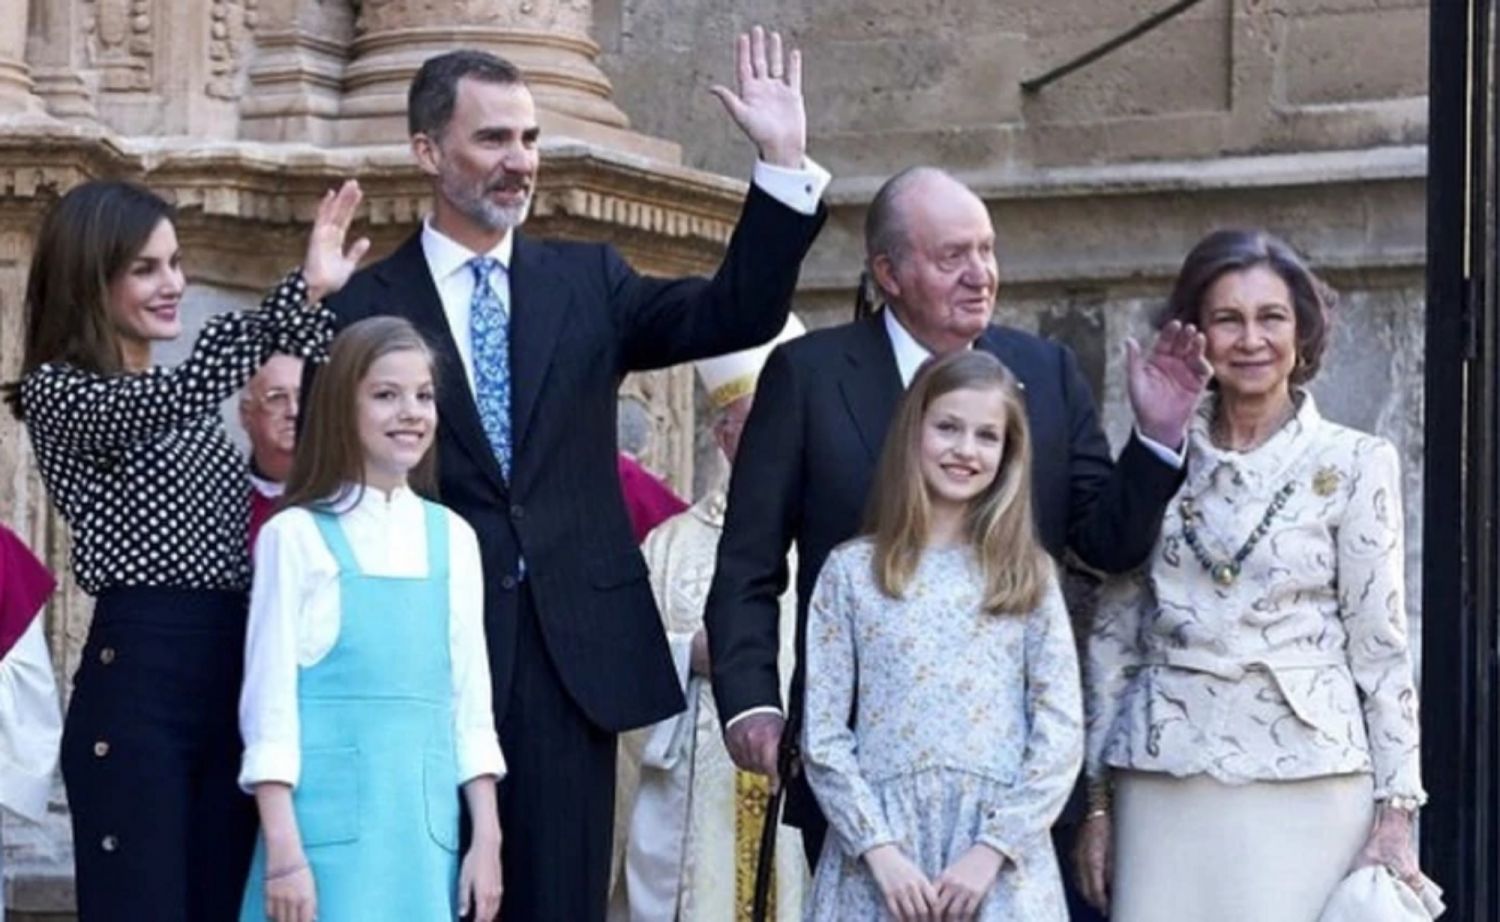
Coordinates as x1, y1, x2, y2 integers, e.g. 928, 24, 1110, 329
1085, 393, 1425, 803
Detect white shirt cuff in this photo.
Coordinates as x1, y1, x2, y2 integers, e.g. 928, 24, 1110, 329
725, 705, 784, 731
457, 736, 507, 785
239, 742, 302, 793
1135, 427, 1186, 469
751, 157, 831, 216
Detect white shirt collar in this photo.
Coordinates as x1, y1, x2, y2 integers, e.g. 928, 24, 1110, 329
420, 218, 514, 284
882, 307, 932, 387
882, 307, 979, 387
324, 482, 420, 517
249, 469, 284, 499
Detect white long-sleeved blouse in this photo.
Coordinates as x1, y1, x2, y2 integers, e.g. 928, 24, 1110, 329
1085, 393, 1424, 804
239, 485, 505, 790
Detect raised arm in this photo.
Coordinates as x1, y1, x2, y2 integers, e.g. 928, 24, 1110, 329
1059, 342, 1186, 573
613, 28, 826, 372
20, 181, 368, 453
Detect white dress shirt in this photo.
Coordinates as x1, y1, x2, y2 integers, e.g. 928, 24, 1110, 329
239, 485, 505, 790
419, 158, 833, 392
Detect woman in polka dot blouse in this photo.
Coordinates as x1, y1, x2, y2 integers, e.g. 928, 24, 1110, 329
3, 178, 370, 921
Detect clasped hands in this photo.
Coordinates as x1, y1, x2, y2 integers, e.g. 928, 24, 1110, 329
866, 841, 1006, 922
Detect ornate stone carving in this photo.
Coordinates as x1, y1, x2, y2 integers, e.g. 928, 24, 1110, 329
25, 0, 99, 121
338, 0, 636, 145
238, 0, 353, 143
352, 0, 593, 36
0, 0, 45, 114
207, 0, 260, 100
84, 0, 154, 92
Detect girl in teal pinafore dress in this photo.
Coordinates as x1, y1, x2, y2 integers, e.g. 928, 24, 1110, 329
238, 317, 506, 922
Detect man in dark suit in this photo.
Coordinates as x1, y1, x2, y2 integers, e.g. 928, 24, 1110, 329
704, 166, 1209, 919
321, 31, 827, 921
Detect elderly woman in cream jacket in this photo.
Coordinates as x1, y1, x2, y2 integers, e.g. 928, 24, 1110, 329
1076, 229, 1425, 922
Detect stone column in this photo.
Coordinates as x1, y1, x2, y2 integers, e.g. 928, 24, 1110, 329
239, 0, 353, 143
25, 0, 99, 122
0, 0, 46, 115
338, 0, 670, 157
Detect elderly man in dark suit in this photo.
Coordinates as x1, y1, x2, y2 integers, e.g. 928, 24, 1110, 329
705, 166, 1210, 919
320, 29, 827, 921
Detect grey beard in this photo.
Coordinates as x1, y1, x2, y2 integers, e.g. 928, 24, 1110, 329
443, 174, 533, 233
466, 195, 531, 233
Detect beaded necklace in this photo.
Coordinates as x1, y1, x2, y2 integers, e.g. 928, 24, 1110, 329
1179, 481, 1296, 586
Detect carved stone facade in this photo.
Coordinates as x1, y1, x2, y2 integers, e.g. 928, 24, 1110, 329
1, 1, 1429, 917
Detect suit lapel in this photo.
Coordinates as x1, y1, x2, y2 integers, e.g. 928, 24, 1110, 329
375, 234, 508, 495
507, 234, 570, 459
838, 312, 905, 463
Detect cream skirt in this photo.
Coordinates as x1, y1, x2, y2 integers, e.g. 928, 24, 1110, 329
1111, 771, 1374, 922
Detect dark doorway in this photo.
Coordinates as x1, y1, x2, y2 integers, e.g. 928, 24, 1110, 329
1422, 1, 1499, 918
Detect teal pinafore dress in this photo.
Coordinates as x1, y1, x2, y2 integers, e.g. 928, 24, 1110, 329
240, 501, 460, 920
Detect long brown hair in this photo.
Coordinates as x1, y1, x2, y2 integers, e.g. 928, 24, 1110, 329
282, 317, 440, 510
864, 350, 1048, 614
4, 180, 176, 419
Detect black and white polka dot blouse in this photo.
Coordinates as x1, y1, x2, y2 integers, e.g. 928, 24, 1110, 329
20, 272, 333, 596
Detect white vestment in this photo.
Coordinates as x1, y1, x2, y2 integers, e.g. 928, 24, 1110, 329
612, 490, 805, 922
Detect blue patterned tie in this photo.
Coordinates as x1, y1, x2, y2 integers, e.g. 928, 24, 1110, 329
468, 256, 512, 478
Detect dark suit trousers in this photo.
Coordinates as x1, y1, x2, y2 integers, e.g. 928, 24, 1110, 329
498, 585, 616, 921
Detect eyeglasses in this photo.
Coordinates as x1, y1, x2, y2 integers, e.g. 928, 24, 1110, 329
253, 387, 300, 415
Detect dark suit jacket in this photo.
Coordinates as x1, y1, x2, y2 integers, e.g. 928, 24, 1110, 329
706, 308, 1184, 753
322, 185, 825, 734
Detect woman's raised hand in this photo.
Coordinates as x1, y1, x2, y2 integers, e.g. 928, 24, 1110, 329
303, 179, 371, 305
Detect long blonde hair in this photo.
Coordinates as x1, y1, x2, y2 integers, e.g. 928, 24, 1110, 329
282, 316, 439, 510
864, 350, 1048, 614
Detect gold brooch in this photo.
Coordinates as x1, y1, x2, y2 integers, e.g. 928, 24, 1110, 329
1312, 466, 1341, 497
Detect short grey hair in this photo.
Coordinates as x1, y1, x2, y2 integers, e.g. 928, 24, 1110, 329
864, 166, 953, 270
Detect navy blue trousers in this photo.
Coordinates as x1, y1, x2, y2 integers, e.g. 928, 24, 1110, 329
62, 588, 257, 921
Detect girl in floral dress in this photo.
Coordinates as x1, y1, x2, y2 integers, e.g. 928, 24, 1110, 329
801, 350, 1083, 922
